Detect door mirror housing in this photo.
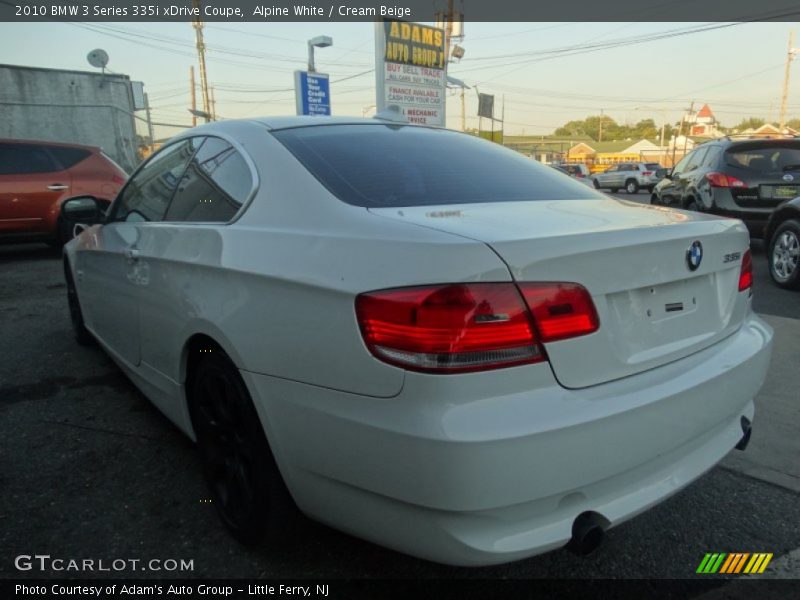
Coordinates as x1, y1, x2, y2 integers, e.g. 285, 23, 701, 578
61, 196, 105, 224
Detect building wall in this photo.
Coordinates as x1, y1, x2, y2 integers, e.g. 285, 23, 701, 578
0, 64, 138, 173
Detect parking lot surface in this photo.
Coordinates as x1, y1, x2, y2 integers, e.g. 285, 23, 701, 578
1, 194, 799, 583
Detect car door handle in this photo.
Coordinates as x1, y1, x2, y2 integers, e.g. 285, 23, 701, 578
125, 248, 140, 264
47, 184, 69, 191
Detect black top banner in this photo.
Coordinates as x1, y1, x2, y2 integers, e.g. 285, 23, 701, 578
2, 0, 800, 22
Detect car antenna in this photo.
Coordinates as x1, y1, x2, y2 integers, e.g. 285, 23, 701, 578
373, 104, 409, 124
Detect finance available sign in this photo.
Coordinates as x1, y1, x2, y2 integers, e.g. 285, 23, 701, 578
375, 19, 447, 126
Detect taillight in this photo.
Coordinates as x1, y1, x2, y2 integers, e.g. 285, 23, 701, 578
706, 172, 746, 188
642, 170, 653, 176
739, 249, 753, 292
575, 173, 585, 178
518, 283, 600, 342
356, 282, 599, 373
356, 283, 541, 373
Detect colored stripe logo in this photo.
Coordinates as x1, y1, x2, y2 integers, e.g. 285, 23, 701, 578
696, 553, 773, 574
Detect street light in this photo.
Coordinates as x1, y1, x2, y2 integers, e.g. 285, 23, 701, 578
308, 35, 333, 73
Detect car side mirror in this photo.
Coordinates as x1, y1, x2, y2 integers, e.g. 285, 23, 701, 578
61, 196, 105, 225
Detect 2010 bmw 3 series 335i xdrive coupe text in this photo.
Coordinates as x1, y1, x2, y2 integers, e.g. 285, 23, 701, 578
62, 116, 773, 566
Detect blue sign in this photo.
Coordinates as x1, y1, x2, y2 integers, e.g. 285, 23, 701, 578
294, 71, 331, 116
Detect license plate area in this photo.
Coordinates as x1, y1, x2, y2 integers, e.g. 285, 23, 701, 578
760, 185, 800, 200
605, 275, 726, 363
635, 279, 700, 323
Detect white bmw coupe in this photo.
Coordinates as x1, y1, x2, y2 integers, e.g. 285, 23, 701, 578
62, 115, 772, 566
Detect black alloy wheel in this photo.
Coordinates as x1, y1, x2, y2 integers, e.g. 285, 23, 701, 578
190, 351, 295, 545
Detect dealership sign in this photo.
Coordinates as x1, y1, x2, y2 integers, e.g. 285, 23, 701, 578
375, 19, 447, 126
294, 71, 331, 116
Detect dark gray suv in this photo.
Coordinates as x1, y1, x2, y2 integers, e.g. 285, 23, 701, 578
652, 137, 800, 237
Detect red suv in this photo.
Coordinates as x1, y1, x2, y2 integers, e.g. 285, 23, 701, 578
0, 139, 127, 245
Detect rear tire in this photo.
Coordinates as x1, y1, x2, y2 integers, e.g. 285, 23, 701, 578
686, 199, 700, 211
650, 193, 660, 205
625, 180, 639, 194
64, 261, 93, 346
189, 350, 296, 545
768, 219, 800, 290
592, 179, 600, 189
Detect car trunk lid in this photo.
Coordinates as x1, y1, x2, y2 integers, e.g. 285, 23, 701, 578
370, 198, 751, 388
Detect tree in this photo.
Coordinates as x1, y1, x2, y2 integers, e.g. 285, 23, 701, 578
732, 117, 766, 131
554, 115, 671, 142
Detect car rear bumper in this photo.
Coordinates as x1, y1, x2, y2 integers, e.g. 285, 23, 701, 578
241, 312, 772, 566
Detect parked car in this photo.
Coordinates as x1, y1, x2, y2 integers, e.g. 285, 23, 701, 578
651, 137, 800, 238
553, 162, 592, 181
592, 162, 665, 194
0, 139, 127, 245
62, 116, 771, 566
549, 164, 594, 187
764, 195, 800, 289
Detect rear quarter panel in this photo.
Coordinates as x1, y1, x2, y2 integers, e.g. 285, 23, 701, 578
135, 127, 510, 398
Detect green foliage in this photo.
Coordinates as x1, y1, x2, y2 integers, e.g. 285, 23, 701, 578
554, 115, 674, 142
732, 117, 766, 131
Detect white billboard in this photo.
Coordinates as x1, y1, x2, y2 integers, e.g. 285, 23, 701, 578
375, 20, 447, 127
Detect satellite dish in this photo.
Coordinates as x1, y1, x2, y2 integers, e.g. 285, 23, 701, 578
87, 49, 109, 69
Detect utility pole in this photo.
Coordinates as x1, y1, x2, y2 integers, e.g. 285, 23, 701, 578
599, 109, 604, 142
210, 85, 217, 121
779, 30, 798, 131
682, 100, 694, 157
192, 0, 211, 122
190, 66, 197, 127
143, 93, 155, 149
460, 88, 466, 131
437, 0, 465, 130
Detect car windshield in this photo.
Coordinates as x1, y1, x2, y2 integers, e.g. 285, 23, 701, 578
272, 124, 599, 208
725, 143, 800, 173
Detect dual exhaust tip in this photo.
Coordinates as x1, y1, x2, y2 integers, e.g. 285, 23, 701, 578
566, 415, 753, 557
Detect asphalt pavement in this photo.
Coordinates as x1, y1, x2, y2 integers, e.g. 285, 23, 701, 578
1, 197, 798, 585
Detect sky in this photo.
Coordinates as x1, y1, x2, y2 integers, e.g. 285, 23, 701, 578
1, 20, 798, 138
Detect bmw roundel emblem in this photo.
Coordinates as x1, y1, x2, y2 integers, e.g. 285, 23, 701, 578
686, 240, 703, 271
783, 173, 794, 182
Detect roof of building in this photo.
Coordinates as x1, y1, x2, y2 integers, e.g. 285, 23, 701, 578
696, 104, 714, 119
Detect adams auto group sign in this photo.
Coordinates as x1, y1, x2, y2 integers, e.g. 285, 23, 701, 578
375, 19, 447, 126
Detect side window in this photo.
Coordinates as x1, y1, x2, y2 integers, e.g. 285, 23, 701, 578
685, 148, 708, 172
110, 140, 194, 223
48, 146, 91, 169
672, 153, 692, 175
164, 137, 253, 223
0, 143, 58, 174
702, 146, 722, 168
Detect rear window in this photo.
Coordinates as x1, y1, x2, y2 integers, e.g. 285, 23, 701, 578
48, 146, 91, 169
0, 143, 57, 174
726, 143, 800, 173
272, 125, 599, 208
644, 163, 662, 170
